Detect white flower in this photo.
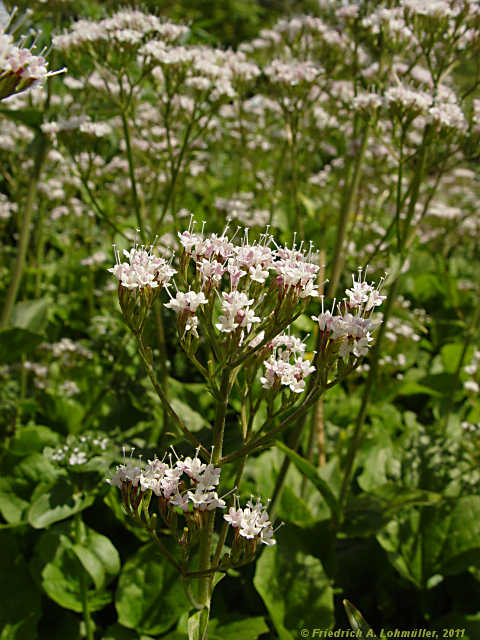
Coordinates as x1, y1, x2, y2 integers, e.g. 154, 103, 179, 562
464, 380, 479, 393
164, 290, 207, 313
68, 450, 87, 465
109, 246, 176, 289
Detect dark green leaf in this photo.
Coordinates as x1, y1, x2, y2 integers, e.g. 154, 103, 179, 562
0, 533, 42, 639
0, 328, 43, 364
10, 298, 50, 332
343, 600, 378, 638
32, 521, 113, 613
28, 476, 95, 529
254, 528, 334, 639
209, 617, 269, 640
115, 543, 190, 635
0, 108, 43, 130
9, 424, 60, 456
275, 441, 340, 521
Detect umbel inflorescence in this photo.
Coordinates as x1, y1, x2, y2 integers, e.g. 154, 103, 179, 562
108, 448, 276, 573
106, 222, 385, 575
109, 222, 385, 382
0, 11, 65, 101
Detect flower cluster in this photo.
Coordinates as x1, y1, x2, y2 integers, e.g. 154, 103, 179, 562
108, 225, 386, 376
260, 333, 315, 393
224, 496, 276, 546
0, 30, 64, 100
312, 269, 385, 359
108, 242, 176, 290
109, 450, 224, 513
54, 11, 188, 51
108, 449, 276, 548
45, 433, 110, 467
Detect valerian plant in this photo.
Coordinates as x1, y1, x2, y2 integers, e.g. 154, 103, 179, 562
106, 221, 385, 638
1, 0, 480, 638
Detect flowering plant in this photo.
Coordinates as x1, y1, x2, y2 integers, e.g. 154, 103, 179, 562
107, 222, 385, 636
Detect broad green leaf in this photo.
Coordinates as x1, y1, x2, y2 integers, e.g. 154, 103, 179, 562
343, 600, 378, 638
0, 533, 42, 640
10, 298, 50, 332
345, 484, 443, 537
0, 452, 59, 524
254, 529, 334, 640
28, 476, 95, 528
279, 485, 317, 527
377, 497, 480, 588
187, 609, 209, 640
0, 108, 43, 130
115, 543, 190, 635
170, 398, 210, 432
32, 521, 113, 613
0, 478, 30, 524
9, 424, 60, 456
102, 624, 155, 640
72, 544, 107, 591
0, 328, 43, 363
72, 527, 120, 592
209, 617, 269, 640
275, 441, 340, 521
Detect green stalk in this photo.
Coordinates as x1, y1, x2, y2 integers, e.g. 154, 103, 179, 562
121, 110, 145, 240
194, 371, 232, 637
443, 300, 480, 433
337, 276, 398, 520
152, 299, 169, 446
0, 134, 48, 329
154, 102, 198, 236
75, 513, 94, 640
136, 336, 209, 456
337, 127, 431, 521
327, 118, 371, 298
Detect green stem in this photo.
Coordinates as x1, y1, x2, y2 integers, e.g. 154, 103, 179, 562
337, 124, 432, 522
152, 300, 169, 446
196, 371, 232, 609
121, 109, 145, 240
269, 388, 314, 513
154, 102, 198, 235
0, 135, 48, 329
136, 336, 209, 456
444, 300, 480, 433
327, 118, 371, 298
75, 513, 94, 640
337, 277, 398, 521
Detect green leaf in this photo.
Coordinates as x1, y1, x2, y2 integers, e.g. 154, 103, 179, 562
343, 600, 378, 638
254, 529, 334, 640
0, 533, 42, 639
72, 526, 120, 592
298, 192, 318, 219
0, 452, 59, 524
170, 398, 210, 432
102, 624, 155, 640
0, 108, 43, 130
0, 328, 43, 364
0, 478, 30, 524
32, 521, 113, 613
187, 609, 209, 640
275, 441, 340, 521
115, 543, 190, 635
377, 497, 480, 587
10, 298, 50, 332
209, 617, 269, 640
344, 485, 443, 537
440, 342, 470, 374
9, 424, 60, 456
28, 476, 95, 529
